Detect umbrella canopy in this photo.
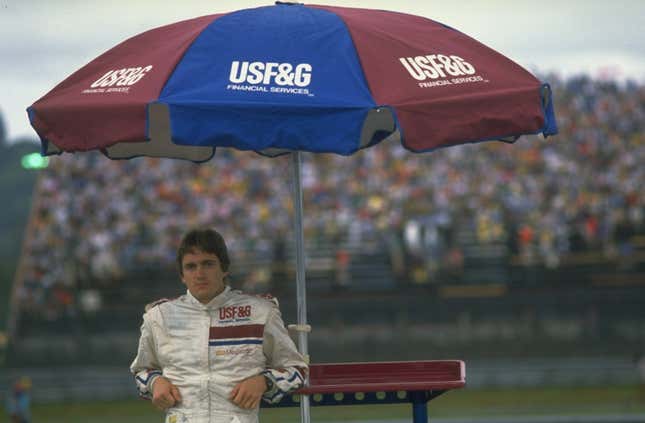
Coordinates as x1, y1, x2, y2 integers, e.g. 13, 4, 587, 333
27, 3, 557, 422
28, 2, 556, 160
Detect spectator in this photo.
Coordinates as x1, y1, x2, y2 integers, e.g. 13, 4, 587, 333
15, 74, 645, 323
6, 377, 32, 423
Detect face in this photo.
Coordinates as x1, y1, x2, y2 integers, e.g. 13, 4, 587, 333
180, 249, 228, 304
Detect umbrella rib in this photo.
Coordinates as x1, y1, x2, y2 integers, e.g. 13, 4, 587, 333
393, 85, 540, 109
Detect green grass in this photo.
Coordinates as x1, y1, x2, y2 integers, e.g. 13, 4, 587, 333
15, 385, 645, 423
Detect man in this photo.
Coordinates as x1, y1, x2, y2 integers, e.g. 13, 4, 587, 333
131, 228, 307, 423
6, 377, 32, 423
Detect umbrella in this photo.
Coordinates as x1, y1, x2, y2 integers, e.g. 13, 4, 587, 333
27, 2, 557, 421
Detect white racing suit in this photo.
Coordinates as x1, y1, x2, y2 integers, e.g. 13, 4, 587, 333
131, 286, 307, 423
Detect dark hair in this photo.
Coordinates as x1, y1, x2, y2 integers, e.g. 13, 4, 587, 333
177, 228, 230, 275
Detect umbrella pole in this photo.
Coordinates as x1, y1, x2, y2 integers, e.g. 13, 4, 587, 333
290, 151, 311, 423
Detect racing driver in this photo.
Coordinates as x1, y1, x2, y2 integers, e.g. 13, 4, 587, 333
131, 228, 307, 423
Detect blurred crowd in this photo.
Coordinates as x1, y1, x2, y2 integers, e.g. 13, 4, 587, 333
15, 74, 645, 320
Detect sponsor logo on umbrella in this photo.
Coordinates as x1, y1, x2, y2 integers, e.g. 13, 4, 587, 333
227, 61, 314, 96
399, 54, 487, 88
82, 65, 154, 94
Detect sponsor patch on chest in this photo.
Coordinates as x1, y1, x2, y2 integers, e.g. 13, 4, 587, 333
218, 305, 252, 322
215, 345, 256, 356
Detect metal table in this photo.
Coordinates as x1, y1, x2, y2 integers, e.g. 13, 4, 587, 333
264, 360, 466, 423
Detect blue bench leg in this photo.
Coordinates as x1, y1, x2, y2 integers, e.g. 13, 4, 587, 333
410, 392, 428, 423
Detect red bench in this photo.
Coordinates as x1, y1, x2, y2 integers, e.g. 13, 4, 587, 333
265, 360, 466, 423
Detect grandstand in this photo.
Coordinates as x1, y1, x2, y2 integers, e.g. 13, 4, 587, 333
3, 75, 645, 398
